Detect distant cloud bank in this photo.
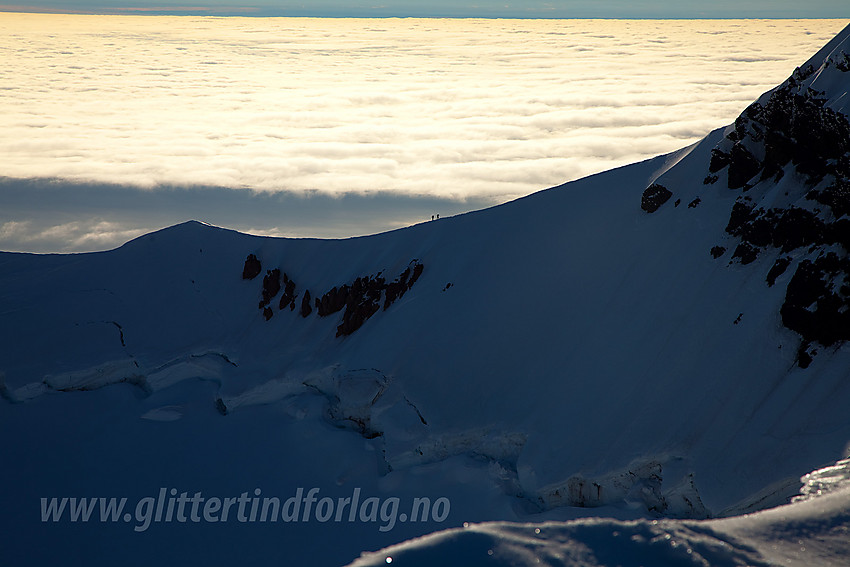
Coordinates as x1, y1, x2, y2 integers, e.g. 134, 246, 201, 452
0, 15, 847, 252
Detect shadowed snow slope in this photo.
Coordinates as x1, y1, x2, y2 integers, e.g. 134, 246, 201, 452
2, 23, 850, 567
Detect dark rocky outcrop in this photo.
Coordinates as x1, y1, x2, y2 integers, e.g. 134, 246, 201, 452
319, 262, 425, 337
797, 346, 814, 369
383, 263, 423, 309
709, 79, 850, 191
710, 246, 726, 259
259, 269, 281, 308
641, 184, 673, 213
727, 143, 761, 189
688, 197, 701, 209
410, 262, 424, 286
336, 275, 386, 337
700, 57, 850, 366
334, 275, 386, 337
719, 184, 850, 364
732, 242, 759, 265
835, 52, 850, 72
247, 257, 425, 336
316, 285, 351, 317
724, 201, 757, 237
242, 254, 262, 280
709, 148, 730, 174
724, 203, 827, 263
300, 290, 312, 318
780, 253, 850, 349
766, 256, 792, 287
384, 268, 411, 309
278, 273, 297, 311
248, 262, 299, 318
337, 299, 381, 337
809, 154, 850, 218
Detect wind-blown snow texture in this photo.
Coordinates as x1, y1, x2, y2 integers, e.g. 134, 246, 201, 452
2, 23, 850, 567
349, 461, 850, 567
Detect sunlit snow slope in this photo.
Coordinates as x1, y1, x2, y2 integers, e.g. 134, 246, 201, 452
349, 460, 850, 567
2, 22, 850, 567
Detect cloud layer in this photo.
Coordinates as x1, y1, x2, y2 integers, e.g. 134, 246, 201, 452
1, 15, 848, 251
0, 177, 496, 252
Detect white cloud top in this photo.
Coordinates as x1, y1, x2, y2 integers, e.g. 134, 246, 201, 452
0, 15, 848, 251
2, 15, 847, 201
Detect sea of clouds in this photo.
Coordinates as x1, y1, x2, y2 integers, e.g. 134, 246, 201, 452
1, 15, 847, 251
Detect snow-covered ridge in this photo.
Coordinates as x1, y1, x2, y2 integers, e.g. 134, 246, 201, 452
795, 457, 850, 503
347, 458, 850, 567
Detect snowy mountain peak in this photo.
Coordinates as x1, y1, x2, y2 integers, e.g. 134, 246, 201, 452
645, 22, 850, 367
119, 218, 228, 248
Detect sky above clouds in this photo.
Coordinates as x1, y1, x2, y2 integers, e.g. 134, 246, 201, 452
0, 14, 848, 252
2, 1, 849, 18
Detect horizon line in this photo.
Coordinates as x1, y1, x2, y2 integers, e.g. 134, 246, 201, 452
2, 9, 849, 20
2, 6, 849, 20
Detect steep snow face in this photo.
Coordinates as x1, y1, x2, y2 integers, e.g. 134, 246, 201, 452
685, 24, 850, 367
2, 23, 850, 566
